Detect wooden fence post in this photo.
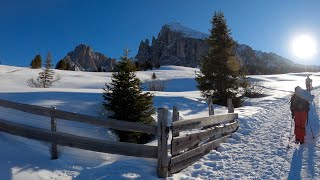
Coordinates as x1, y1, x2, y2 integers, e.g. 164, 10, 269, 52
227, 98, 234, 113
50, 106, 58, 160
208, 99, 214, 116
157, 108, 169, 178
172, 106, 179, 137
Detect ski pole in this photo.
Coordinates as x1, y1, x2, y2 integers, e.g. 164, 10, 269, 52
308, 112, 315, 139
287, 116, 293, 148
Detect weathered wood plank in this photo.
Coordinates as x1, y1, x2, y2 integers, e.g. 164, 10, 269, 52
172, 106, 179, 137
208, 99, 214, 116
172, 121, 238, 155
0, 99, 157, 134
50, 106, 58, 160
227, 98, 234, 113
54, 109, 157, 134
0, 99, 52, 116
172, 113, 238, 133
157, 108, 169, 178
0, 119, 157, 158
171, 135, 229, 165
170, 153, 204, 174
170, 136, 230, 173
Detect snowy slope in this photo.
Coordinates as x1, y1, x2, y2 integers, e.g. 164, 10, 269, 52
0, 65, 320, 179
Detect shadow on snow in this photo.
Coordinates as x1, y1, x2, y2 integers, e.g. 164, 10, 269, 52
288, 101, 320, 179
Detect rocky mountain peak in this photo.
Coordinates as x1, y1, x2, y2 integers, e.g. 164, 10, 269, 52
61, 44, 115, 72
135, 23, 209, 67
163, 22, 209, 39
73, 44, 93, 54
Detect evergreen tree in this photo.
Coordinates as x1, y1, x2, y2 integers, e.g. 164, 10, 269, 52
38, 52, 55, 88
103, 50, 155, 143
151, 72, 157, 80
144, 61, 153, 70
97, 66, 103, 72
196, 11, 247, 107
30, 55, 42, 69
55, 59, 71, 70
134, 61, 141, 71
155, 62, 161, 69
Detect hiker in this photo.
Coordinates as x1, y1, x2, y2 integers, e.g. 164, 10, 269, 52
306, 75, 312, 91
290, 86, 310, 144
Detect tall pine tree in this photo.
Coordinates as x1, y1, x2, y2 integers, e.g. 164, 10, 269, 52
196, 11, 247, 107
103, 50, 155, 143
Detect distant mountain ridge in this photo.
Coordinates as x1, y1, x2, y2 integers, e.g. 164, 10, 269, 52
61, 44, 116, 72
135, 22, 320, 74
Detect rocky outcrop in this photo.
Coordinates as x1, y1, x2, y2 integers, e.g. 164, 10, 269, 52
136, 23, 209, 68
61, 44, 116, 72
135, 22, 320, 74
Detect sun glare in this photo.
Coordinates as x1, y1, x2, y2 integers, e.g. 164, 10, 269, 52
291, 34, 318, 59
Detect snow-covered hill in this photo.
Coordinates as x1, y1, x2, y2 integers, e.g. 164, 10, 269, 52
0, 65, 320, 179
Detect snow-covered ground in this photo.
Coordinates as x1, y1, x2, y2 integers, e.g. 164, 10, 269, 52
0, 65, 320, 179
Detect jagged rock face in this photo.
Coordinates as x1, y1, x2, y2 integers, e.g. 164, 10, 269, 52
136, 23, 209, 68
135, 23, 320, 74
62, 44, 116, 72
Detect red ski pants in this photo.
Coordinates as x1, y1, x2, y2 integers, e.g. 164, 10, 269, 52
306, 85, 312, 91
294, 111, 308, 142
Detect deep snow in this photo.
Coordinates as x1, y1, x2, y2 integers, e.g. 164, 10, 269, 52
0, 65, 320, 179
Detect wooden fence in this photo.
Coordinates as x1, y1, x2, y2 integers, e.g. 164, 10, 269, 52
161, 99, 239, 176
0, 98, 238, 178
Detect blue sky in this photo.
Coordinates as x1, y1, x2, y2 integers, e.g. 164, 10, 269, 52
0, 0, 320, 66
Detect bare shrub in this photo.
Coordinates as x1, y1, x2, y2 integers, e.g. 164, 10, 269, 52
147, 72, 166, 91
148, 80, 166, 91
27, 74, 61, 88
27, 78, 42, 88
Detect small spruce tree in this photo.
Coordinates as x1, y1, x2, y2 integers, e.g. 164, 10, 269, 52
151, 72, 157, 80
196, 11, 247, 107
144, 61, 153, 71
38, 52, 55, 88
134, 61, 141, 71
30, 55, 42, 69
28, 52, 60, 88
97, 66, 103, 72
103, 50, 155, 143
155, 62, 161, 69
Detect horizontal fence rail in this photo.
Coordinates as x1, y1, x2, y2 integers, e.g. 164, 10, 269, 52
169, 100, 239, 176
172, 113, 238, 133
171, 121, 239, 155
170, 135, 230, 173
0, 99, 157, 134
0, 118, 157, 158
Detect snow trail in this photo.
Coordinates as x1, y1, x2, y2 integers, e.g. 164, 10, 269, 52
175, 88, 320, 179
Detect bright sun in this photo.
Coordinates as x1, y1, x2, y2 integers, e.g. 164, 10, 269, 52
291, 34, 318, 59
